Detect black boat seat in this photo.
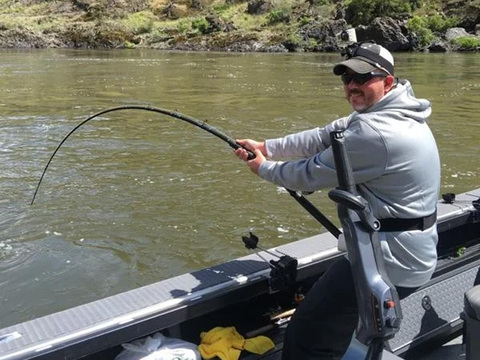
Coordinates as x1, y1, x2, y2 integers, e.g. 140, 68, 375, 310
462, 285, 480, 360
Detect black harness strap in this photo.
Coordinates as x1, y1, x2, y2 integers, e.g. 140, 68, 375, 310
379, 210, 437, 232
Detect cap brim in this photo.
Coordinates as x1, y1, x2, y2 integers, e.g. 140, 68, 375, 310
333, 58, 377, 75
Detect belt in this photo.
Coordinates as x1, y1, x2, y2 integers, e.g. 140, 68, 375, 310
379, 210, 437, 232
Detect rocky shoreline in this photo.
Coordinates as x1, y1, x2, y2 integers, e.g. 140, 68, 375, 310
0, 18, 478, 53
0, 0, 479, 53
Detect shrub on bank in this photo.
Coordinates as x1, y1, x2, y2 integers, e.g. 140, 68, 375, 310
406, 16, 435, 47
406, 14, 459, 48
122, 11, 155, 35
267, 6, 292, 24
453, 36, 480, 50
191, 17, 209, 34
345, 0, 420, 26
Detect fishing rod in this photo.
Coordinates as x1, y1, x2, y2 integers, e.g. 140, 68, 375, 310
30, 105, 254, 205
31, 105, 341, 238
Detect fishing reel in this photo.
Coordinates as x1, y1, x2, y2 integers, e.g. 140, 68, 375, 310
242, 232, 297, 293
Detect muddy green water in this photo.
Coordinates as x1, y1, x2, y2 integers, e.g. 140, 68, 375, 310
0, 49, 478, 327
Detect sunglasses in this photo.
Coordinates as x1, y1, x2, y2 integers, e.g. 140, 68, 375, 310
341, 72, 387, 85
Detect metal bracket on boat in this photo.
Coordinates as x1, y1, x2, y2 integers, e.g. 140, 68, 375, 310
442, 193, 456, 204
0, 331, 22, 344
242, 232, 298, 292
473, 198, 480, 211
442, 192, 480, 222
329, 131, 402, 360
269, 255, 298, 292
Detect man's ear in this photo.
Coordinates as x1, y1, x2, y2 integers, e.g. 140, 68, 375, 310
384, 75, 396, 93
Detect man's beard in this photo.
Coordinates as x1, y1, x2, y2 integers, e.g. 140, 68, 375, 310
347, 90, 368, 112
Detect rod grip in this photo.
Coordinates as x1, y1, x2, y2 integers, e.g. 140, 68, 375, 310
330, 131, 356, 194
231, 141, 256, 160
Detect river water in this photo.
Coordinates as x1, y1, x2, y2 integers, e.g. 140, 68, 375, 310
0, 49, 479, 328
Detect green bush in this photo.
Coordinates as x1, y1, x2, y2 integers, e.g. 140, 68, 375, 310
286, 32, 302, 45
406, 14, 458, 48
406, 15, 458, 33
267, 6, 291, 24
212, 3, 230, 15
191, 17, 209, 34
299, 16, 312, 26
453, 36, 480, 50
345, 0, 419, 26
424, 14, 458, 32
307, 0, 330, 5
307, 37, 318, 48
177, 18, 192, 33
147, 27, 171, 43
406, 16, 434, 47
122, 11, 155, 35
123, 40, 136, 49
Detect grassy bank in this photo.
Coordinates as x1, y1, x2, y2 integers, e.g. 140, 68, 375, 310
0, 0, 478, 50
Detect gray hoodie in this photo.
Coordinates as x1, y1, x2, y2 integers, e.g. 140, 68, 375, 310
259, 80, 441, 287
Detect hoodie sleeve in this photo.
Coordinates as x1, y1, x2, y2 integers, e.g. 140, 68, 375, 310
258, 117, 388, 192
265, 117, 350, 160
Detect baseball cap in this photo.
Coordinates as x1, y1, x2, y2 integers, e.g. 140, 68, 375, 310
333, 42, 394, 76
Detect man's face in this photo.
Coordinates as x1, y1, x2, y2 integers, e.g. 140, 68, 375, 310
342, 69, 394, 112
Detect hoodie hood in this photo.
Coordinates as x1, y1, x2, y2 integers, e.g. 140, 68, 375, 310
362, 79, 432, 123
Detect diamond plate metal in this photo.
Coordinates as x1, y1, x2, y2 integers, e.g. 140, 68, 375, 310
389, 263, 480, 351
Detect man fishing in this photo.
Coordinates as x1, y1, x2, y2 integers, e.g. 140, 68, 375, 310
234, 42, 441, 359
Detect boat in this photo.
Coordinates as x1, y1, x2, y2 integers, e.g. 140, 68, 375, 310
1, 184, 478, 360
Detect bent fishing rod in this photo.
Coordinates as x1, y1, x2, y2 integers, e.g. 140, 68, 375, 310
30, 105, 341, 238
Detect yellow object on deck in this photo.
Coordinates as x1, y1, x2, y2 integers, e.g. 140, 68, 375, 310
243, 336, 275, 354
198, 326, 275, 360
